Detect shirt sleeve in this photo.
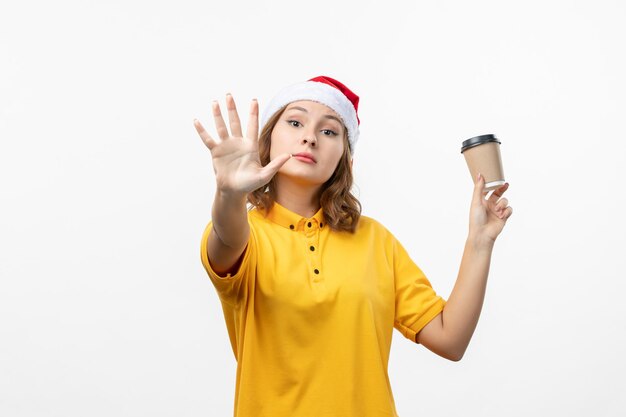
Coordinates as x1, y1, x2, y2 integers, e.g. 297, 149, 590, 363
199, 220, 257, 307
392, 236, 446, 343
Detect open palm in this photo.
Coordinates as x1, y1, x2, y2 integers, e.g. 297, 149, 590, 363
194, 94, 291, 195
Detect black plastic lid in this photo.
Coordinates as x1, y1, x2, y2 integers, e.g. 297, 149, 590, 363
461, 134, 501, 153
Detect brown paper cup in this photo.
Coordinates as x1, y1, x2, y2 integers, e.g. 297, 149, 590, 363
461, 134, 505, 192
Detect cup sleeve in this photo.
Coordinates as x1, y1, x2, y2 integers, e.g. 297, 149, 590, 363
392, 237, 446, 343
200, 221, 256, 306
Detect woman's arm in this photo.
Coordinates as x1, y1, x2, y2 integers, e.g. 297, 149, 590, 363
416, 237, 493, 361
416, 174, 513, 361
194, 95, 291, 275
207, 189, 250, 275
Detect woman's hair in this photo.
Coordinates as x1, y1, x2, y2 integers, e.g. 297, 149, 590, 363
248, 106, 362, 233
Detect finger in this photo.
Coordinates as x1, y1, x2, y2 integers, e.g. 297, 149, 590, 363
487, 183, 509, 206
259, 153, 292, 182
193, 119, 217, 150
246, 99, 259, 141
494, 197, 509, 211
473, 173, 487, 203
226, 94, 243, 138
489, 182, 509, 200
501, 206, 513, 220
212, 101, 230, 141
494, 202, 510, 219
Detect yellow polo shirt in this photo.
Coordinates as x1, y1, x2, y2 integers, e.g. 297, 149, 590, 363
200, 202, 446, 417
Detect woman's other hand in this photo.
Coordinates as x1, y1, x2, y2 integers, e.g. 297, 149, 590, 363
468, 174, 513, 247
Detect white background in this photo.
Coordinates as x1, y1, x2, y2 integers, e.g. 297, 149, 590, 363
2, 0, 625, 416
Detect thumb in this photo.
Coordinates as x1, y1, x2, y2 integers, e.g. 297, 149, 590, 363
473, 173, 486, 203
259, 153, 292, 181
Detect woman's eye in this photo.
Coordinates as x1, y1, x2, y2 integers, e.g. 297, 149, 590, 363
322, 129, 338, 136
288, 120, 301, 127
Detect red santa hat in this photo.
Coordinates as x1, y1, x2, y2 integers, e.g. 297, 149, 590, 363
260, 76, 361, 152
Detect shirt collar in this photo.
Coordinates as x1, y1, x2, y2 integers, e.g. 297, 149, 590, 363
258, 201, 325, 232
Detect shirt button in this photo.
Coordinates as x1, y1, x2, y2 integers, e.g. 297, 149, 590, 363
289, 224, 294, 230
314, 269, 319, 274
310, 246, 315, 251
307, 222, 312, 228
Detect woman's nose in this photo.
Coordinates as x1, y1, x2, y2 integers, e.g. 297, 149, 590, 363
301, 134, 317, 147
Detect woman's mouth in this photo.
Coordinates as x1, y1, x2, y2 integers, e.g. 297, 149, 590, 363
293, 153, 317, 164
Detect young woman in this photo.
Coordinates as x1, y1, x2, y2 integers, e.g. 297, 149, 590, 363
194, 76, 512, 417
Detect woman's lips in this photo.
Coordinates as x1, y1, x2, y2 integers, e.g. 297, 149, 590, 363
293, 153, 316, 164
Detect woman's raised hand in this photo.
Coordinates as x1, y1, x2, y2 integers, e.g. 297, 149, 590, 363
194, 94, 291, 195
468, 173, 513, 246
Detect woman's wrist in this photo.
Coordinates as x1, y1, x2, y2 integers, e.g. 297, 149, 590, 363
466, 231, 496, 252
215, 188, 248, 204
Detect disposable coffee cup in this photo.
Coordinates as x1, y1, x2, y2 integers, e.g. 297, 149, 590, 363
461, 134, 505, 192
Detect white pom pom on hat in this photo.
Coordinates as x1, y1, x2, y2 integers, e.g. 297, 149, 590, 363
260, 76, 361, 152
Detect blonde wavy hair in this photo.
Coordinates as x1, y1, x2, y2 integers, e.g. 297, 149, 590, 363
247, 106, 361, 233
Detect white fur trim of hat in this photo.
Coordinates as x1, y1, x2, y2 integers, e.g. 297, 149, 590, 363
260, 76, 361, 152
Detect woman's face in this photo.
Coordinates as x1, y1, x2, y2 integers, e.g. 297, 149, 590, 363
269, 100, 346, 187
